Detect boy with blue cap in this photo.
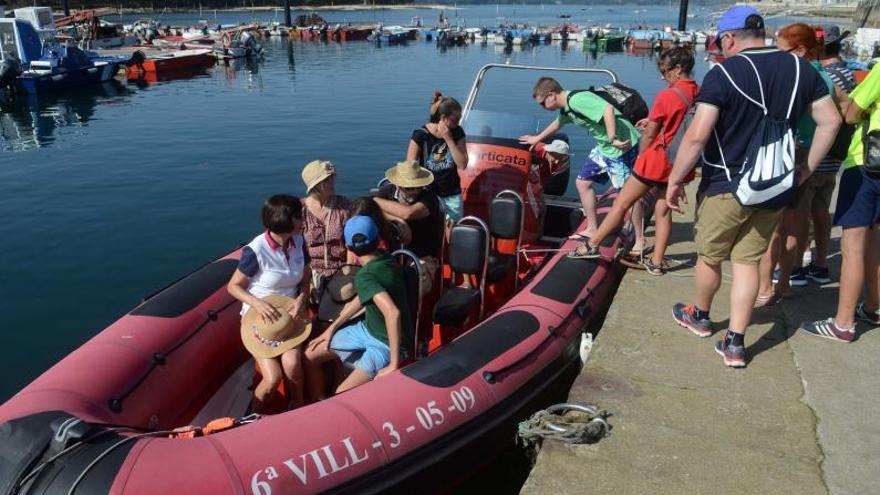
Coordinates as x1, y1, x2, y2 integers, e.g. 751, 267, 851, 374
304, 215, 409, 394
665, 6, 840, 368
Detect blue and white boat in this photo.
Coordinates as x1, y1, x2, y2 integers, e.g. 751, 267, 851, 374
0, 18, 125, 94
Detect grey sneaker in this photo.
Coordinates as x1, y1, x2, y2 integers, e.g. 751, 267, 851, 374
672, 303, 711, 337
714, 338, 746, 368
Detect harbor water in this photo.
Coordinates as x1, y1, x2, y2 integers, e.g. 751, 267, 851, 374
0, 4, 838, 402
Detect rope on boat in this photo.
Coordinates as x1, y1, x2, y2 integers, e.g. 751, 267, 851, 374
517, 403, 609, 457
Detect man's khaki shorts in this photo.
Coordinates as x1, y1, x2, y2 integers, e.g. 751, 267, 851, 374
792, 172, 837, 212
695, 193, 784, 265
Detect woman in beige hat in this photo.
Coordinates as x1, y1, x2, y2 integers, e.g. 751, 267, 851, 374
301, 160, 351, 301
374, 160, 444, 260
227, 195, 312, 412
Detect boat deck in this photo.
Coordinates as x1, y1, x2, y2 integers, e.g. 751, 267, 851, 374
522, 181, 880, 495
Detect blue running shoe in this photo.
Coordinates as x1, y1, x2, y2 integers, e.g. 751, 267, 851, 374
672, 303, 711, 338
714, 338, 746, 368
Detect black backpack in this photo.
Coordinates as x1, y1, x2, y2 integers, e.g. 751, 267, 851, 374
565, 84, 649, 125
824, 64, 857, 162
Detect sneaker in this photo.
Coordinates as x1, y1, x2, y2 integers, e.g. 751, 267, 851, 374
799, 318, 855, 343
789, 266, 808, 287
856, 301, 880, 326
568, 242, 601, 260
772, 268, 808, 287
805, 263, 831, 285
672, 303, 712, 337
714, 338, 746, 368
642, 257, 666, 276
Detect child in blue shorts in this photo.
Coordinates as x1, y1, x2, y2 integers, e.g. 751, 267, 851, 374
521, 77, 641, 241
305, 215, 410, 394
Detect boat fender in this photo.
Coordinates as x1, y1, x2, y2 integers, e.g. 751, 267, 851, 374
0, 58, 22, 89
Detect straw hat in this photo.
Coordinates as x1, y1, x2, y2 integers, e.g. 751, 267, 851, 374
241, 295, 312, 359
302, 160, 336, 193
385, 160, 434, 188
317, 265, 365, 322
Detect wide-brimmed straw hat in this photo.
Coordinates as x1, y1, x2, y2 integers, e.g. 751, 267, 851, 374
302, 160, 336, 193
317, 265, 365, 322
241, 295, 312, 359
385, 160, 434, 188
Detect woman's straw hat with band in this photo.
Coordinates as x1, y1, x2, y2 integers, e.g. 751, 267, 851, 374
241, 295, 311, 359
302, 160, 336, 193
385, 160, 434, 188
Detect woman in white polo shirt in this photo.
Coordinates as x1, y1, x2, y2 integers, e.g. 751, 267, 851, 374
227, 194, 311, 412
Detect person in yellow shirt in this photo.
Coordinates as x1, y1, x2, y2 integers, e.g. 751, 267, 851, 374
800, 63, 880, 341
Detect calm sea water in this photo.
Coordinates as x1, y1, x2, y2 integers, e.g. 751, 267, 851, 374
0, 4, 837, 400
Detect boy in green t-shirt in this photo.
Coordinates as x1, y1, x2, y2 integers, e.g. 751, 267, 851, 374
520, 77, 644, 248
305, 215, 408, 394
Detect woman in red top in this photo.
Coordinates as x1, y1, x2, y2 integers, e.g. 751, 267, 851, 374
569, 47, 699, 275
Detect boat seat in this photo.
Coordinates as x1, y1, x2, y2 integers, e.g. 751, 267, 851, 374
432, 221, 488, 329
486, 253, 514, 283
487, 192, 523, 284
433, 287, 481, 327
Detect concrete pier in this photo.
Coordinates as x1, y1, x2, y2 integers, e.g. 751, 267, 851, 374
521, 184, 880, 495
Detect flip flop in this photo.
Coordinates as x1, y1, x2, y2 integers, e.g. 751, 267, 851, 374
755, 292, 783, 307
568, 233, 592, 241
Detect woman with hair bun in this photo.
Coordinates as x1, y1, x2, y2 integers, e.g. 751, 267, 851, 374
406, 91, 469, 221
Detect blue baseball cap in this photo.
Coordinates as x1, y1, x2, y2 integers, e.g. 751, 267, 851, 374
344, 215, 379, 248
714, 6, 765, 47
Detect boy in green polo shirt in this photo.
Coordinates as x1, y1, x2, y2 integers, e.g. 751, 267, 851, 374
304, 215, 410, 394
520, 77, 644, 249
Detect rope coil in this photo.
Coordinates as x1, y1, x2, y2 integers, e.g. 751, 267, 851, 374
517, 403, 609, 453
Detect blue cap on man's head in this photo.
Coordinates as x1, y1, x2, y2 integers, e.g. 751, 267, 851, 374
714, 6, 765, 47
344, 215, 379, 248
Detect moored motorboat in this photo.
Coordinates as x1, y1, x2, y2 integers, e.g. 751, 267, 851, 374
0, 64, 638, 495
0, 18, 124, 94
124, 48, 215, 78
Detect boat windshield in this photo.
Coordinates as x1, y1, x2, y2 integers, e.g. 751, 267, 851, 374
0, 23, 17, 61
463, 109, 544, 141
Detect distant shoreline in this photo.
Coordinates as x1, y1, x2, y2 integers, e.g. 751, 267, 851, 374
61, 4, 462, 16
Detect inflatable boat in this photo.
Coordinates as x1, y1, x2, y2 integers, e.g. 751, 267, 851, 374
0, 65, 638, 495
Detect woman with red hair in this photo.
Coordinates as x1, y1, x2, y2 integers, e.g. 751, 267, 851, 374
757, 23, 843, 305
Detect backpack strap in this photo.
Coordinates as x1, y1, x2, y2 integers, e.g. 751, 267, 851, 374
562, 90, 594, 123
661, 87, 693, 148
785, 53, 801, 120
715, 54, 767, 115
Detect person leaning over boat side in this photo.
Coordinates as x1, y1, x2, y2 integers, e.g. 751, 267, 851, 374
568, 46, 699, 276
519, 77, 646, 255
227, 195, 311, 411
305, 216, 409, 394
665, 6, 839, 368
407, 91, 469, 222
348, 196, 412, 257
756, 24, 841, 306
301, 160, 351, 302
799, 60, 880, 340
374, 160, 444, 260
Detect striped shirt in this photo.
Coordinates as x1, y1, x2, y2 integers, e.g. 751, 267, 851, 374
817, 61, 857, 173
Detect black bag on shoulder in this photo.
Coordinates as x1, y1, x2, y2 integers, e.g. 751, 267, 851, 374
588, 83, 649, 124
861, 116, 880, 177
565, 84, 649, 125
